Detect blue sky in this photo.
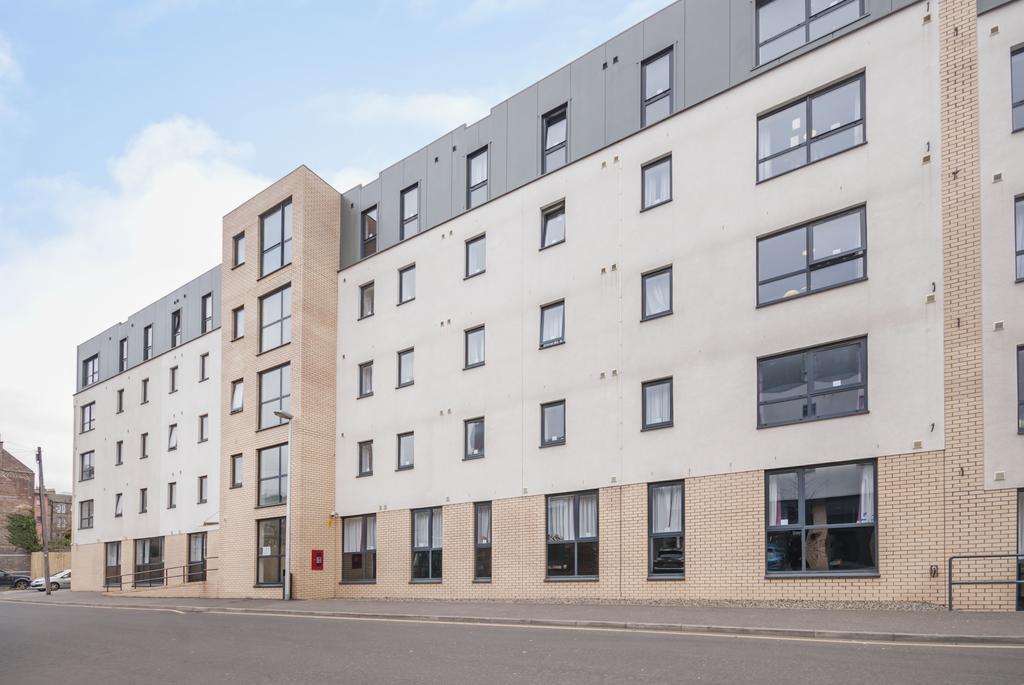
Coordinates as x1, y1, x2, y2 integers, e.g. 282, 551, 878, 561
0, 0, 672, 490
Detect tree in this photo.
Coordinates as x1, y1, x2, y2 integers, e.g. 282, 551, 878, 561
6, 513, 41, 553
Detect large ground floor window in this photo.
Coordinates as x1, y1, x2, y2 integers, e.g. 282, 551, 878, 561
412, 507, 442, 581
133, 536, 164, 587
649, 481, 684, 577
766, 460, 877, 575
342, 514, 377, 583
187, 532, 207, 582
546, 491, 598, 579
104, 541, 121, 588
257, 517, 285, 587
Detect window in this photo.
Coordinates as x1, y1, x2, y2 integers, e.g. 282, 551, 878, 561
758, 206, 866, 305
756, 0, 863, 64
168, 424, 178, 451
758, 75, 865, 182
200, 353, 209, 381
260, 285, 291, 352
546, 491, 598, 578
105, 541, 121, 588
399, 264, 416, 304
1014, 48, 1024, 132
141, 377, 149, 404
641, 156, 672, 210
541, 203, 566, 249
540, 300, 565, 347
361, 206, 378, 258
464, 418, 485, 459
358, 361, 373, 397
401, 184, 419, 239
232, 306, 245, 340
201, 293, 213, 334
140, 432, 149, 459
475, 501, 492, 581
114, 493, 123, 518
467, 147, 488, 208
118, 338, 128, 372
359, 282, 375, 319
82, 354, 99, 387
259, 363, 291, 429
79, 500, 94, 529
642, 266, 673, 320
134, 536, 164, 587
1015, 197, 1023, 281
342, 514, 377, 582
258, 443, 289, 506
231, 454, 243, 488
649, 481, 684, 577
542, 106, 568, 173
256, 518, 285, 586
641, 49, 672, 127
758, 337, 867, 427
139, 488, 148, 513
143, 325, 153, 360
642, 378, 673, 430
411, 507, 442, 580
170, 366, 178, 393
198, 475, 208, 503
187, 532, 207, 582
171, 309, 182, 348
80, 402, 95, 433
115, 440, 123, 466
261, 199, 293, 276
1018, 346, 1024, 433
167, 482, 176, 509
358, 440, 373, 476
233, 232, 246, 267
116, 389, 124, 413
397, 432, 415, 470
231, 379, 244, 413
464, 326, 485, 369
198, 414, 209, 443
397, 348, 415, 388
79, 451, 95, 481
541, 400, 566, 447
766, 460, 877, 574
465, 234, 486, 278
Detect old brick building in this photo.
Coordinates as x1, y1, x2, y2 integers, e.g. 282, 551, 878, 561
1, 439, 36, 573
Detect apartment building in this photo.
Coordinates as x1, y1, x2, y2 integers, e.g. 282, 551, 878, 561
72, 0, 1024, 610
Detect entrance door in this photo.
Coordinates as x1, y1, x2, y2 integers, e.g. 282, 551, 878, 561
104, 541, 121, 588
187, 532, 207, 582
134, 537, 164, 587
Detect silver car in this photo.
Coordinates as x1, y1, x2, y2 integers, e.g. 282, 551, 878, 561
31, 569, 71, 591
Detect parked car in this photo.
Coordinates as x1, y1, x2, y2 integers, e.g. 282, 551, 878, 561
0, 568, 31, 590
31, 569, 71, 591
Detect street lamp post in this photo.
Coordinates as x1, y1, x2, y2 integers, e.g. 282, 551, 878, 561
273, 409, 294, 600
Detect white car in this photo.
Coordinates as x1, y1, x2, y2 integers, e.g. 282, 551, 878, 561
31, 569, 71, 591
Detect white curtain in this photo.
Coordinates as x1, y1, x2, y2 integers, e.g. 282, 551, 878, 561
476, 505, 491, 545
643, 163, 670, 207
578, 494, 598, 539
542, 304, 564, 343
468, 330, 485, 366
646, 383, 672, 426
400, 351, 415, 385
547, 495, 574, 542
366, 516, 377, 551
768, 476, 781, 527
651, 484, 682, 534
413, 510, 430, 548
858, 463, 875, 523
431, 508, 443, 548
645, 273, 670, 315
399, 435, 414, 467
343, 518, 363, 553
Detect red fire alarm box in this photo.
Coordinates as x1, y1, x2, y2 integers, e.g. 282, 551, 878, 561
311, 549, 324, 571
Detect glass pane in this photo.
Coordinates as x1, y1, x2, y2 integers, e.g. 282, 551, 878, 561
758, 0, 804, 41
578, 493, 598, 538
547, 495, 575, 541
467, 238, 486, 275
759, 398, 808, 425
758, 146, 806, 181
759, 26, 806, 63
466, 421, 484, 457
644, 97, 671, 126
1014, 104, 1024, 133
543, 209, 565, 246
812, 211, 862, 260
259, 479, 280, 506
1016, 199, 1024, 254
544, 147, 567, 173
759, 353, 805, 401
808, 1, 861, 41
804, 462, 873, 525
810, 258, 863, 290
767, 471, 799, 526
758, 227, 806, 281
811, 343, 862, 390
644, 381, 672, 427
430, 549, 443, 579
362, 284, 374, 316
401, 268, 416, 301
1013, 51, 1024, 104
466, 329, 485, 366
1019, 253, 1024, 282
810, 80, 861, 136
402, 187, 418, 220
651, 535, 684, 575
642, 159, 671, 208
543, 403, 565, 443
809, 124, 864, 161
411, 550, 430, 579
469, 185, 487, 208
399, 351, 414, 385
767, 530, 802, 572
260, 449, 279, 477
546, 542, 575, 576
476, 504, 491, 544
758, 102, 806, 160
643, 53, 670, 100
475, 548, 492, 579
577, 541, 599, 576
758, 273, 808, 304
812, 387, 865, 418
282, 202, 292, 241
805, 527, 875, 571
810, 0, 848, 13
469, 151, 487, 186
545, 116, 566, 149
262, 208, 281, 248
361, 365, 373, 394
651, 483, 683, 533
257, 558, 280, 585
541, 303, 564, 345
643, 270, 672, 317
399, 434, 414, 467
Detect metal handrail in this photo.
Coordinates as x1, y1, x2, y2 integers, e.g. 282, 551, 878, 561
946, 553, 1023, 611
104, 557, 219, 591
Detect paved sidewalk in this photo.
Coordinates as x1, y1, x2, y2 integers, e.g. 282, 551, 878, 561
2, 591, 1022, 644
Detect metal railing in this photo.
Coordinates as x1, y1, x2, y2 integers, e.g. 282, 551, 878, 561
104, 557, 218, 591
946, 553, 1023, 611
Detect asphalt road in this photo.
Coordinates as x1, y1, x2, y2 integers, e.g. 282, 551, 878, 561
1, 602, 1022, 684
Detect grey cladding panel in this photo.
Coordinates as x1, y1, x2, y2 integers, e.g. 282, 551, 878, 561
569, 47, 606, 162
426, 134, 453, 230
451, 125, 476, 214
643, 2, 683, 59
683, 0, 732, 108
538, 66, 571, 115
729, 0, 756, 84
340, 188, 361, 269
484, 102, 509, 197
604, 24, 643, 144
379, 164, 403, 250
977, 0, 1015, 13
506, 85, 539, 189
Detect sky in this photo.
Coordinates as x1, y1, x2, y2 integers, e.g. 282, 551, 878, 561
0, 0, 673, 492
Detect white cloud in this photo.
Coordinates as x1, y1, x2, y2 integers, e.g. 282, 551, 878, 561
0, 116, 269, 492
304, 91, 492, 134
0, 35, 20, 83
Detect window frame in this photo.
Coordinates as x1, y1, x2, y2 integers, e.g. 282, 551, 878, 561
541, 201, 566, 250
230, 454, 243, 489
139, 487, 148, 514
116, 389, 124, 414
140, 432, 149, 459
114, 493, 123, 518
1015, 196, 1023, 282
542, 105, 568, 174
342, 513, 377, 583
464, 417, 485, 460
258, 363, 291, 430
232, 306, 245, 340
143, 325, 154, 360
641, 377, 674, 431
756, 204, 868, 306
464, 325, 485, 370
82, 354, 99, 387
201, 293, 213, 334
398, 264, 416, 305
167, 481, 176, 509
467, 146, 489, 209
257, 443, 289, 508
757, 336, 868, 428
105, 541, 121, 588
167, 423, 178, 451
198, 475, 208, 504
397, 348, 415, 388
641, 265, 673, 321
540, 399, 567, 448
755, 0, 864, 66
410, 506, 443, 582
259, 284, 292, 353
361, 205, 378, 258
359, 281, 375, 319
465, 233, 486, 279
648, 480, 685, 579
79, 499, 94, 529
358, 440, 373, 477
400, 184, 419, 240
80, 402, 95, 433
1018, 345, 1024, 434
79, 451, 95, 482
170, 309, 182, 348
169, 365, 178, 394
545, 490, 599, 580
141, 377, 149, 404
640, 155, 672, 211
1014, 47, 1024, 133
358, 361, 374, 398
233, 232, 246, 267
187, 531, 207, 582
539, 300, 566, 348
118, 337, 128, 372
397, 431, 415, 471
115, 440, 123, 466
260, 198, 293, 277
200, 353, 210, 382
230, 379, 244, 414
641, 47, 673, 128
255, 517, 286, 587
198, 413, 209, 443
474, 501, 492, 582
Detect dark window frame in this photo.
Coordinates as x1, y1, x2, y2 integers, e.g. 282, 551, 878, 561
118, 337, 128, 372
1017, 345, 1024, 434
260, 198, 293, 277
1014, 47, 1024, 133
187, 531, 207, 582
170, 309, 182, 348
79, 451, 95, 482
541, 399, 567, 448
115, 440, 123, 466
200, 353, 210, 382
359, 281, 375, 319
361, 206, 378, 258
143, 325, 154, 360
258, 362, 291, 430
139, 487, 148, 513
230, 379, 244, 414
640, 154, 672, 211
465, 233, 486, 279
134, 536, 165, 588
255, 517, 286, 587
232, 305, 245, 340
1015, 196, 1023, 282
198, 475, 208, 504
198, 413, 209, 443
358, 361, 374, 398
397, 348, 415, 388
400, 184, 420, 240
82, 354, 99, 387
464, 325, 485, 370
641, 377, 674, 431
398, 264, 416, 305
410, 506, 443, 582
464, 417, 485, 460
104, 541, 121, 588
141, 377, 149, 404
116, 389, 124, 414
342, 513, 377, 583
167, 481, 176, 509
169, 365, 178, 393
167, 423, 178, 451
545, 490, 599, 580
140, 432, 149, 459
541, 201, 566, 250
232, 231, 246, 267
79, 499, 94, 529
641, 265, 673, 321
80, 402, 95, 433
641, 47, 673, 128
201, 293, 214, 334
755, 0, 864, 66
358, 440, 373, 477
259, 284, 292, 353
230, 454, 243, 489
539, 299, 566, 348
257, 443, 289, 507
648, 480, 685, 579
467, 146, 489, 209
542, 105, 568, 173
397, 431, 415, 471
114, 492, 123, 518
474, 501, 492, 582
